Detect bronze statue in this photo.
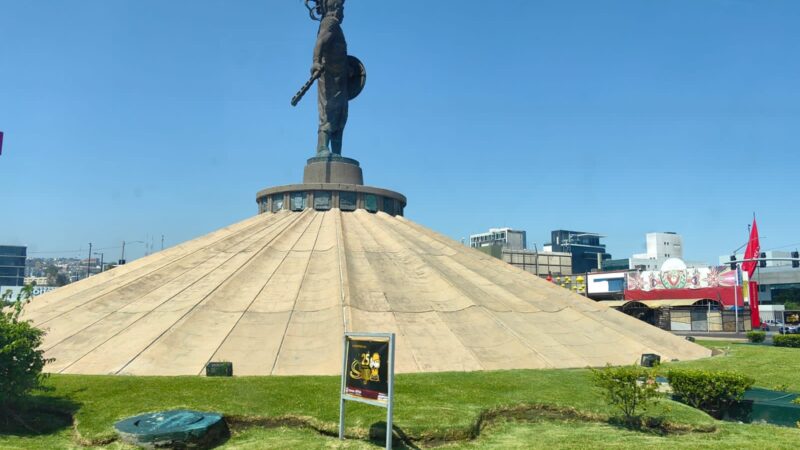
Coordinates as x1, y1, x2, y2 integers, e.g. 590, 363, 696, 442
292, 0, 366, 157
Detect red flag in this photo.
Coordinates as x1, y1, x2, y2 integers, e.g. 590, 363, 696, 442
0, 131, 4, 155
742, 217, 760, 277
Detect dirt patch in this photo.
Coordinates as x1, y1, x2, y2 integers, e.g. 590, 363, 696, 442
225, 404, 718, 449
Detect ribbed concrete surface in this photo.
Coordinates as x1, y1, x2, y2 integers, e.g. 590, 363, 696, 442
23, 210, 711, 375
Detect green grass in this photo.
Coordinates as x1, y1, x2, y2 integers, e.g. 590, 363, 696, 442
1, 340, 798, 449
672, 340, 800, 391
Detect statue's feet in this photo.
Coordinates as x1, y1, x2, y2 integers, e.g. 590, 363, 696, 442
316, 150, 332, 158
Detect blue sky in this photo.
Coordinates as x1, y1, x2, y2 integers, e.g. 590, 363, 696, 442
1, 0, 799, 264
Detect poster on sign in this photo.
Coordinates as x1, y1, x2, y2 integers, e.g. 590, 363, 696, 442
339, 333, 395, 449
344, 337, 390, 404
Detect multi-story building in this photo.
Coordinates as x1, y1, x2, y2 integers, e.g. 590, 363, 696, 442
717, 250, 800, 305
478, 245, 572, 277
546, 230, 611, 274
470, 228, 526, 250
630, 232, 683, 270
0, 245, 27, 287
24, 276, 49, 286
604, 232, 705, 271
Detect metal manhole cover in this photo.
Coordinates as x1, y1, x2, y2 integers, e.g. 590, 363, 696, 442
115, 409, 228, 448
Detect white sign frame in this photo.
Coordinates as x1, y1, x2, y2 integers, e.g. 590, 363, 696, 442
339, 332, 395, 449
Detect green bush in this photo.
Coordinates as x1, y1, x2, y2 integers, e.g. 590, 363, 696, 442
746, 331, 766, 343
668, 369, 754, 419
0, 286, 51, 411
773, 335, 800, 348
591, 364, 661, 421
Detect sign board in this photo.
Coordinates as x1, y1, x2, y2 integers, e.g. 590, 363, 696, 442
587, 272, 626, 295
339, 333, 395, 449
1, 285, 56, 299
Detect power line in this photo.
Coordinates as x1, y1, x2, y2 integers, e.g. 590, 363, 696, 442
27, 245, 124, 255
763, 242, 800, 252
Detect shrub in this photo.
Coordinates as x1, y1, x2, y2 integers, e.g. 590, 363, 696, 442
773, 335, 800, 348
746, 331, 766, 343
668, 369, 754, 419
0, 286, 51, 411
591, 364, 661, 421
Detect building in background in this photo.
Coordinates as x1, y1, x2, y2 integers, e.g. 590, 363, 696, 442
715, 251, 800, 305
470, 227, 571, 276
545, 230, 611, 274
24, 276, 49, 286
604, 232, 705, 271
630, 232, 683, 270
478, 245, 572, 277
470, 228, 526, 250
0, 245, 26, 287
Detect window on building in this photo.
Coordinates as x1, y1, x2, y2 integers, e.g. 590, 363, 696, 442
365, 194, 377, 213
340, 191, 356, 211
290, 192, 306, 211
272, 194, 284, 212
314, 191, 331, 211
383, 197, 395, 215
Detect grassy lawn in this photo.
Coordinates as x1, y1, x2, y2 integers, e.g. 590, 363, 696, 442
1, 340, 798, 449
671, 340, 800, 391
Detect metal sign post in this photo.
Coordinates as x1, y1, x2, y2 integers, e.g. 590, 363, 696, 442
339, 332, 395, 449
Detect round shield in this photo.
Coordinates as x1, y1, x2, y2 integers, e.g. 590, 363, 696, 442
347, 55, 367, 101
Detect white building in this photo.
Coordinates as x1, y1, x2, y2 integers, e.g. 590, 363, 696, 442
629, 232, 683, 270
470, 228, 526, 251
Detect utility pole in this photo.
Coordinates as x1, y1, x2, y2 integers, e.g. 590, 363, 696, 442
161, 234, 165, 251
86, 242, 92, 278
94, 252, 104, 273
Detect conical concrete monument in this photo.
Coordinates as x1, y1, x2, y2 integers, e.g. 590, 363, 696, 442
22, 0, 711, 375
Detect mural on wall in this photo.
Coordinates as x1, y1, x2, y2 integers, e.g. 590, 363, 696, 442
626, 266, 736, 292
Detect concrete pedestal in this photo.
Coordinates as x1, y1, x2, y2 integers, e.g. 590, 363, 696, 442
303, 155, 363, 185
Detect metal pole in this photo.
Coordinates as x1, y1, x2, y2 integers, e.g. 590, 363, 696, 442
121, 241, 126, 263
86, 243, 92, 278
339, 334, 348, 440
161, 235, 164, 251
386, 333, 395, 450
533, 243, 539, 277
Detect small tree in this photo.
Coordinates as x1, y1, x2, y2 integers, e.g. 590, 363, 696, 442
0, 286, 51, 412
591, 364, 661, 421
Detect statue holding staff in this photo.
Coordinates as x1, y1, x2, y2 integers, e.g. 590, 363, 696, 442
292, 0, 366, 157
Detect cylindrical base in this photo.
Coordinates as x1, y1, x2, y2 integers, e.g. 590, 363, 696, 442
256, 183, 406, 216
303, 155, 363, 185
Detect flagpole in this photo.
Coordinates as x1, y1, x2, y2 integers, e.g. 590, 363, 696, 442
734, 267, 739, 333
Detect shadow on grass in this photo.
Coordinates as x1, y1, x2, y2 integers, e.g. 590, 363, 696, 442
368, 421, 421, 449
0, 394, 80, 437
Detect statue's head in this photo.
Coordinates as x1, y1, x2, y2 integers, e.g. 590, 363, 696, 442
305, 0, 344, 22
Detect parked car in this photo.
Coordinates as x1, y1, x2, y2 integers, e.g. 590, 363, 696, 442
778, 325, 800, 335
